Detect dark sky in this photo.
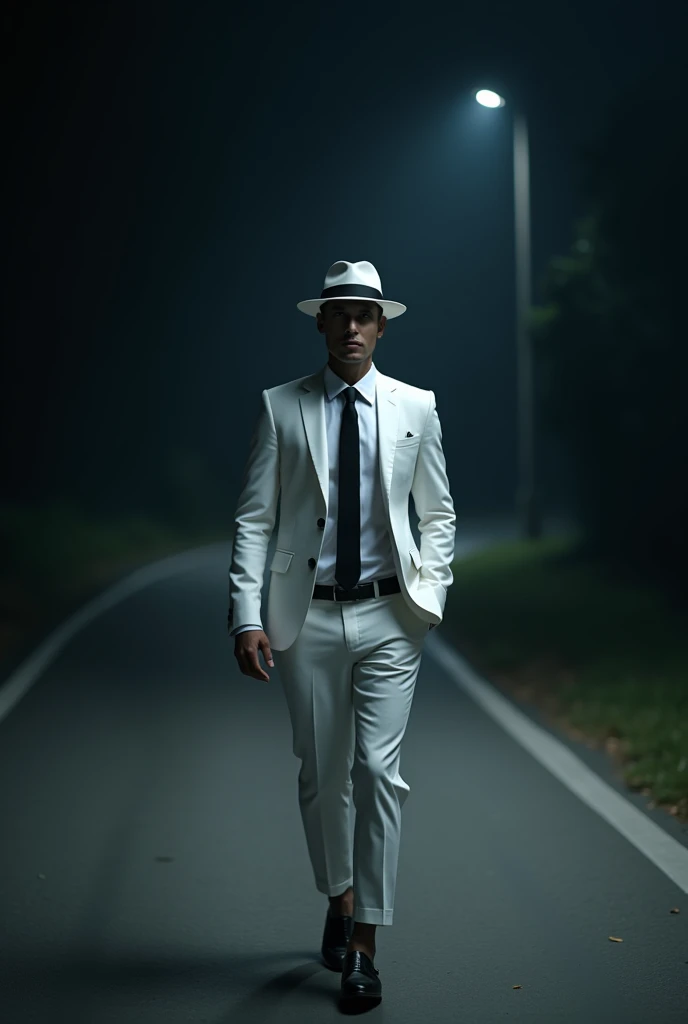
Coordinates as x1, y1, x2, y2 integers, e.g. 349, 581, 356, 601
5, 0, 687, 520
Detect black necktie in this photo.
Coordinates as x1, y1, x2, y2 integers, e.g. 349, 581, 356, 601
335, 386, 360, 590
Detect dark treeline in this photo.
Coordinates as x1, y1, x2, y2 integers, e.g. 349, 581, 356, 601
4, 9, 686, 590
3, 1, 233, 533
533, 60, 688, 596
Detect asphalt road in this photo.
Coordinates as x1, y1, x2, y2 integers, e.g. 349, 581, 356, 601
0, 534, 686, 1023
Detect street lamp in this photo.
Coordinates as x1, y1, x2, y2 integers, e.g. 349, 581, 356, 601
475, 88, 541, 540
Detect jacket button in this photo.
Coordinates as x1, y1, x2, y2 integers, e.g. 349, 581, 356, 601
308, 558, 316, 570
317, 518, 325, 528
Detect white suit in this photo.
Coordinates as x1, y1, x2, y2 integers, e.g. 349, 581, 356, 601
228, 360, 456, 926
228, 363, 456, 649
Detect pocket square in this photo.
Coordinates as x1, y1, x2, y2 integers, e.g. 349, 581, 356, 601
406, 431, 413, 437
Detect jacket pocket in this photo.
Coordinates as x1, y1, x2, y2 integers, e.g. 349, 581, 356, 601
270, 549, 294, 573
410, 548, 423, 571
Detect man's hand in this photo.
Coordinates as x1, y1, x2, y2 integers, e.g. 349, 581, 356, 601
234, 629, 274, 682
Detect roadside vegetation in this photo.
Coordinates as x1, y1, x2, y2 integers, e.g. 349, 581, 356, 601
0, 501, 228, 663
443, 537, 688, 823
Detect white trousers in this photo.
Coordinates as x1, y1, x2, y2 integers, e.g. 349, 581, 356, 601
272, 589, 428, 925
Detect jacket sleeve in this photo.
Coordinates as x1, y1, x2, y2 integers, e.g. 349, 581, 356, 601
227, 390, 280, 633
410, 390, 456, 595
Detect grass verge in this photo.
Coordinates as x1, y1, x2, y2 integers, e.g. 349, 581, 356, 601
0, 501, 229, 667
441, 536, 688, 824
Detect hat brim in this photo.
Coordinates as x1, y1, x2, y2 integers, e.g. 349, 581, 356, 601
296, 296, 406, 319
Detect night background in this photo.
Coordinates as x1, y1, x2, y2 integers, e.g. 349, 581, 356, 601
5, 0, 686, 534
2, 1, 688, 1019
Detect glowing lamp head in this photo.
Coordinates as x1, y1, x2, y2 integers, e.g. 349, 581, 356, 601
475, 90, 506, 108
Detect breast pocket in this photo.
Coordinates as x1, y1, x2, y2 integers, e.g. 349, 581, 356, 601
394, 436, 421, 477
395, 435, 421, 449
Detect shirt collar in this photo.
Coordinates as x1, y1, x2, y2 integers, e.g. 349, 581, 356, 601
324, 361, 377, 406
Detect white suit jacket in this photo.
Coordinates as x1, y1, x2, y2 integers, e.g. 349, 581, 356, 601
228, 364, 456, 651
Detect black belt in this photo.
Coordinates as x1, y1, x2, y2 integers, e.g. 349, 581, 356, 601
312, 574, 401, 603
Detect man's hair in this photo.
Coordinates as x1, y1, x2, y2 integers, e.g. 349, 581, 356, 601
319, 300, 384, 322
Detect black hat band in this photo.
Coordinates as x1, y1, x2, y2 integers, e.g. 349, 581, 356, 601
320, 284, 383, 300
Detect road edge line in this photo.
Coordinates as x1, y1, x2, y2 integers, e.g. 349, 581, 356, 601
0, 543, 230, 726
427, 630, 688, 894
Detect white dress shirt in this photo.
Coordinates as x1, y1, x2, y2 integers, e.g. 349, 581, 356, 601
231, 360, 397, 636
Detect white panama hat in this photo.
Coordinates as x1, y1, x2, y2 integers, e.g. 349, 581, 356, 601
296, 260, 406, 319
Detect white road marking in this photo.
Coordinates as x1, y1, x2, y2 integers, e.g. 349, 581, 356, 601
427, 631, 688, 894
0, 546, 227, 726
2, 542, 687, 896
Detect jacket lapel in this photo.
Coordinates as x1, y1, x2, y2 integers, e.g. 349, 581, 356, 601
298, 365, 400, 513
375, 370, 399, 508
299, 368, 329, 508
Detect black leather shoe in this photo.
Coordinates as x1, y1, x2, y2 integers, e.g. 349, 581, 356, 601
321, 909, 354, 972
340, 950, 382, 1005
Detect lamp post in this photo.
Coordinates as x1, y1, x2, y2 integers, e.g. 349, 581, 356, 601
475, 89, 541, 540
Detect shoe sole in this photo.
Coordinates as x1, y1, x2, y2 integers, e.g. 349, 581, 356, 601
340, 990, 382, 1007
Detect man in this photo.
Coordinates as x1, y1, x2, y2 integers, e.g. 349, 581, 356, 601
228, 260, 455, 1007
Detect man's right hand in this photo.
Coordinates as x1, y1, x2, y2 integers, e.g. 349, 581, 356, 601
234, 630, 274, 682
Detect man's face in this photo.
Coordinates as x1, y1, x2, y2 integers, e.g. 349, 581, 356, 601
316, 299, 386, 370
